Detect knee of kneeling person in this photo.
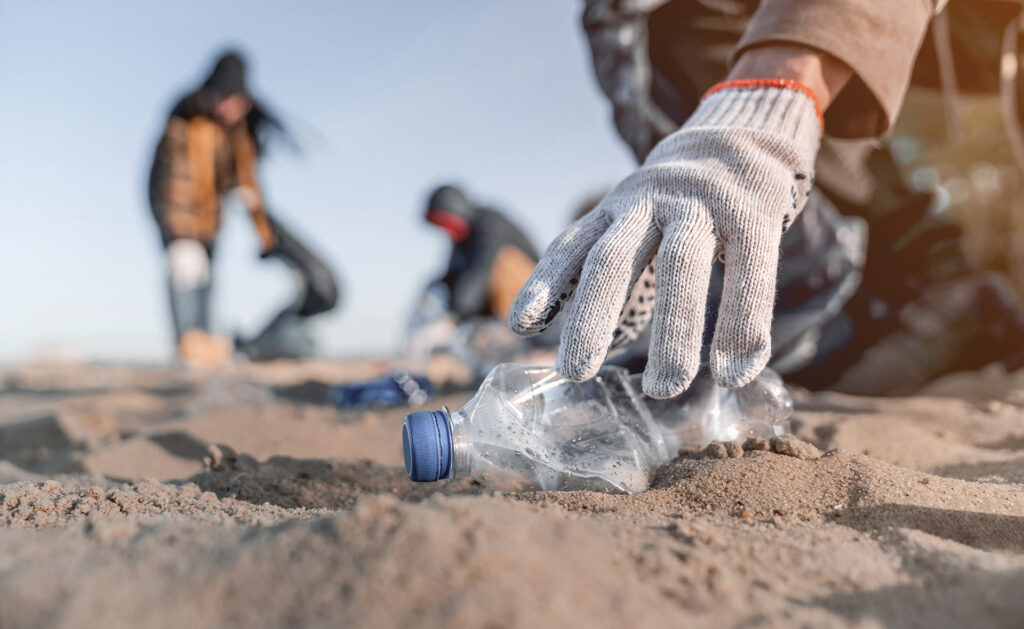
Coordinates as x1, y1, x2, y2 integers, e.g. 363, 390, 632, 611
166, 238, 211, 292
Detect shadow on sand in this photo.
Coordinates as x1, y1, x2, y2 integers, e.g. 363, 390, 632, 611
188, 447, 483, 510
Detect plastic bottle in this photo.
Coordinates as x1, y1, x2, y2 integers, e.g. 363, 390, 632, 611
402, 364, 792, 494
332, 371, 433, 409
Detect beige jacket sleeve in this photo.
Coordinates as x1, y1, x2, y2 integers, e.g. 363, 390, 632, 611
735, 0, 946, 138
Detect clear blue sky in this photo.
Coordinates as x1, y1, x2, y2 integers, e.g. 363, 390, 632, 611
0, 1, 635, 362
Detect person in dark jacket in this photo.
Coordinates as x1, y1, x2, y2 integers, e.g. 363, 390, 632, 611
424, 185, 539, 323
149, 51, 338, 367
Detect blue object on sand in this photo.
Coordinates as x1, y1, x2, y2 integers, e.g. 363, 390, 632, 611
331, 371, 434, 410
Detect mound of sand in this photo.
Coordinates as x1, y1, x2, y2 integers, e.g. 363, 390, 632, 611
191, 445, 481, 509
0, 478, 320, 530
0, 361, 1022, 628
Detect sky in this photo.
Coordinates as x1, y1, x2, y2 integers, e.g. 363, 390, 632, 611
0, 1, 636, 363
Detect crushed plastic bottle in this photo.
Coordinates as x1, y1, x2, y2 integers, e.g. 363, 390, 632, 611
402, 364, 792, 494
331, 371, 434, 410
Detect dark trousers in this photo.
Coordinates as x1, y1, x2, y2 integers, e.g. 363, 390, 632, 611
163, 211, 340, 359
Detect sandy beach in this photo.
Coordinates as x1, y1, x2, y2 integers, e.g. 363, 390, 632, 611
1, 358, 1022, 628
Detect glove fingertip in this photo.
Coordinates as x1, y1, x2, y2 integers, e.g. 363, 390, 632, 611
508, 315, 546, 337
556, 346, 604, 383
710, 347, 770, 389
508, 298, 562, 338
642, 369, 693, 399
507, 283, 549, 333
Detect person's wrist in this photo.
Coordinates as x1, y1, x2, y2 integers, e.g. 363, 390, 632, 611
729, 45, 851, 111
683, 81, 822, 166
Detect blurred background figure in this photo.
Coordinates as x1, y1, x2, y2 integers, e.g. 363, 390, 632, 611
148, 51, 339, 368
425, 184, 537, 323
403, 185, 552, 378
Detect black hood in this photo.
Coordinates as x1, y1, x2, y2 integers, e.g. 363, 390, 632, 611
200, 51, 248, 97
169, 49, 294, 155
426, 185, 476, 222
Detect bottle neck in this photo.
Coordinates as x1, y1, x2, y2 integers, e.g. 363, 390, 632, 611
447, 407, 472, 479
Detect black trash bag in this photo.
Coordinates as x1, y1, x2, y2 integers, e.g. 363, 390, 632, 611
236, 212, 340, 360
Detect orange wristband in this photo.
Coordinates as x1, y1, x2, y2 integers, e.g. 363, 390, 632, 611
703, 79, 824, 129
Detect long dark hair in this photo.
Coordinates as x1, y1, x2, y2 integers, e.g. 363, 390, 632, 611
173, 50, 294, 155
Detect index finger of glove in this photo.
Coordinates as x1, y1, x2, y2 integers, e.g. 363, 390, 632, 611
508, 209, 608, 336
556, 209, 660, 381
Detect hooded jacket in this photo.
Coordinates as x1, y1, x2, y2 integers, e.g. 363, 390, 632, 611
427, 186, 540, 321
148, 52, 277, 251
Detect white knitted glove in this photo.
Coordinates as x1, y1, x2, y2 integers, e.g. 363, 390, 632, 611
509, 80, 822, 398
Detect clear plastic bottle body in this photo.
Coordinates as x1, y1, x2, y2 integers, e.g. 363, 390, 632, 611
432, 364, 793, 494
641, 367, 793, 452
449, 365, 665, 493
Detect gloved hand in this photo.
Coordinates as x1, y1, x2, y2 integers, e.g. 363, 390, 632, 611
237, 187, 278, 256
166, 238, 211, 292
509, 80, 822, 398
251, 210, 278, 257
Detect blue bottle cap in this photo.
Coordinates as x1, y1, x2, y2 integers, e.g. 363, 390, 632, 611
402, 409, 453, 482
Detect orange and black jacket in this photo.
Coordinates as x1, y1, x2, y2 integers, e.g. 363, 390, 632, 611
148, 96, 275, 252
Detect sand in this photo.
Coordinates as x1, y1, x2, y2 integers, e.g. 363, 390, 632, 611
0, 358, 1022, 628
